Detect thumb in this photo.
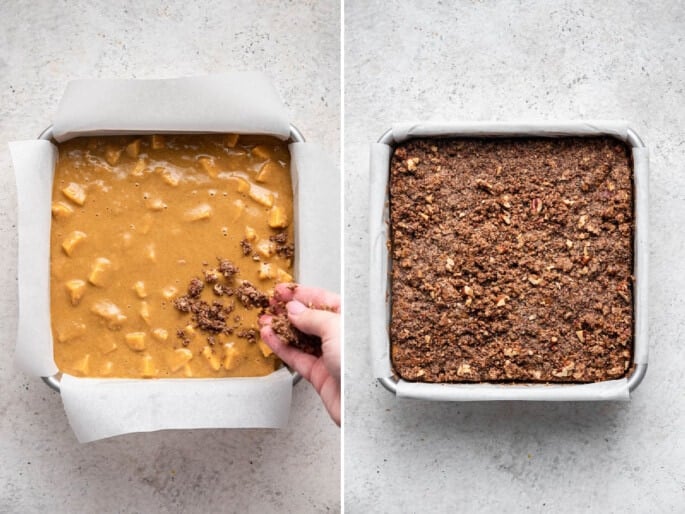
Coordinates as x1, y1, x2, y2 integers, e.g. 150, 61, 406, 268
286, 300, 339, 341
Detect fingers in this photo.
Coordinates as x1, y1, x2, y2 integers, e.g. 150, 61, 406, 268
259, 323, 318, 381
274, 283, 341, 312
260, 306, 341, 426
286, 301, 341, 381
259, 321, 339, 417
286, 300, 340, 339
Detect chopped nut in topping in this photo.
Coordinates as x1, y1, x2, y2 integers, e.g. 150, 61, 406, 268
475, 179, 494, 194
528, 275, 542, 285
456, 363, 472, 376
531, 198, 543, 214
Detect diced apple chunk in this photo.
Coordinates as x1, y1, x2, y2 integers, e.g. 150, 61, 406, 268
225, 133, 239, 148
201, 345, 221, 371
145, 196, 166, 211
223, 343, 240, 370
256, 161, 280, 183
56, 321, 87, 343
257, 340, 273, 358
97, 335, 118, 354
198, 157, 218, 178
167, 348, 193, 372
244, 226, 257, 241
52, 201, 74, 218
139, 301, 151, 325
141, 354, 158, 377
88, 257, 112, 287
62, 182, 86, 206
255, 239, 276, 259
230, 199, 246, 221
151, 134, 166, 149
130, 158, 147, 177
139, 213, 154, 235
158, 167, 180, 186
267, 205, 288, 228
142, 243, 156, 262
126, 139, 141, 158
91, 299, 127, 328
258, 263, 274, 280
121, 231, 134, 248
249, 188, 274, 208
152, 328, 168, 341
105, 146, 123, 166
125, 332, 146, 351
227, 176, 251, 193
251, 145, 271, 160
276, 268, 294, 283
62, 230, 87, 256
65, 279, 87, 305
183, 363, 193, 377
161, 285, 178, 300
72, 354, 91, 375
100, 361, 114, 376
182, 324, 196, 340
184, 203, 212, 221
133, 281, 147, 298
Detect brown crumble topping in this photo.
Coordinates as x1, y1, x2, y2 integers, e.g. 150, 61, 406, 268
390, 137, 634, 383
217, 258, 239, 280
212, 283, 234, 297
203, 268, 220, 283
262, 285, 336, 358
240, 239, 252, 256
236, 280, 269, 309
237, 328, 258, 344
187, 277, 204, 298
270, 231, 295, 259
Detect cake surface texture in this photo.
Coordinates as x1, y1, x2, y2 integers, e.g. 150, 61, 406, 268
389, 137, 634, 383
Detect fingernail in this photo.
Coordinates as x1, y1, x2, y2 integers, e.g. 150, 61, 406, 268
287, 300, 306, 315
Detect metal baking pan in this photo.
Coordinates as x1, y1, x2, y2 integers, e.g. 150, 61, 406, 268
369, 122, 648, 401
39, 124, 305, 393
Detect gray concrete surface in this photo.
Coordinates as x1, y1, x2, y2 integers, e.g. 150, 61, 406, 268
344, 1, 684, 512
0, 1, 339, 513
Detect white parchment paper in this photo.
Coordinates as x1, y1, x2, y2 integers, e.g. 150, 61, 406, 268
52, 73, 291, 141
61, 369, 293, 442
11, 74, 338, 442
10, 141, 58, 377
290, 143, 341, 294
369, 121, 648, 401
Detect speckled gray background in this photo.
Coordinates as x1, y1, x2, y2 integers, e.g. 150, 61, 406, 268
0, 1, 339, 513
344, 1, 684, 512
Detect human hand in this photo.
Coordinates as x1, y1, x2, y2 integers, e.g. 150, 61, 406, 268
259, 283, 341, 426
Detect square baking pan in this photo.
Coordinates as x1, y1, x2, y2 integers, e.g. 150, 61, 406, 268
369, 122, 648, 401
37, 124, 306, 393
11, 74, 341, 442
